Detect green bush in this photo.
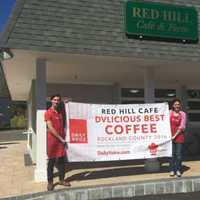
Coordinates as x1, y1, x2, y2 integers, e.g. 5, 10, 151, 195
10, 114, 27, 128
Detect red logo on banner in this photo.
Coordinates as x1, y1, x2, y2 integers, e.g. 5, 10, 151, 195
148, 143, 158, 156
69, 119, 88, 143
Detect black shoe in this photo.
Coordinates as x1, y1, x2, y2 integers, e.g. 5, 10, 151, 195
47, 182, 54, 191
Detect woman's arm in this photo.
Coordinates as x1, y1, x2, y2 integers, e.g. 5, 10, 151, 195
178, 111, 186, 132
172, 111, 186, 139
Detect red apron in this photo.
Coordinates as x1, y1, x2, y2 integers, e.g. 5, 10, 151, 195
45, 108, 66, 158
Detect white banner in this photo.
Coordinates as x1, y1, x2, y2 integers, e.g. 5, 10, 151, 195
65, 102, 172, 162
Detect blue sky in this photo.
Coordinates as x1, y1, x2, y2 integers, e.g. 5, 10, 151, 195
0, 0, 16, 32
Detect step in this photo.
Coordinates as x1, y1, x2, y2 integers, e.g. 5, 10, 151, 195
2, 176, 200, 200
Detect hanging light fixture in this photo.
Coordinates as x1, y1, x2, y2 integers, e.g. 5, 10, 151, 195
0, 48, 13, 60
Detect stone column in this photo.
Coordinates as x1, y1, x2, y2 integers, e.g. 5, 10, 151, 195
144, 67, 160, 172
176, 84, 187, 112
113, 82, 121, 104
144, 67, 155, 103
34, 58, 47, 182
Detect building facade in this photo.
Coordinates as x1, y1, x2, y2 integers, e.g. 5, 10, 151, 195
1, 0, 200, 181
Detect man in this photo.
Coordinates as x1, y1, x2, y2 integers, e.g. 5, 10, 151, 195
44, 94, 71, 191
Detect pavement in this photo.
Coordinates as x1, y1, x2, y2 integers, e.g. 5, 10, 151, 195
1, 130, 200, 199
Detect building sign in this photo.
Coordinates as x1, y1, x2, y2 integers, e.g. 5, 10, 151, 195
125, 1, 198, 42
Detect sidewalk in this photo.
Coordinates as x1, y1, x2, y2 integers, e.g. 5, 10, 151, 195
1, 130, 200, 199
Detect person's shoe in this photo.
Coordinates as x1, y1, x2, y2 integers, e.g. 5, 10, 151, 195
47, 182, 54, 191
59, 180, 71, 187
169, 171, 175, 177
176, 171, 182, 177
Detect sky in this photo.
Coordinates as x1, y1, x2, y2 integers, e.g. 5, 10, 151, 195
0, 0, 16, 32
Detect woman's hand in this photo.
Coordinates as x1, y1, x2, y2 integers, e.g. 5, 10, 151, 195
171, 135, 176, 140
172, 130, 180, 140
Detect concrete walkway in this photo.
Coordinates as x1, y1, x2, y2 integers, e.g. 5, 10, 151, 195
1, 130, 200, 199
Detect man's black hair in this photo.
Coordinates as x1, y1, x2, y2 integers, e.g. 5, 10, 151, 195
50, 94, 61, 100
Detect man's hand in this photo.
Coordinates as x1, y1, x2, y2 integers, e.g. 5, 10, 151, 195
60, 139, 68, 149
60, 138, 66, 144
63, 141, 68, 149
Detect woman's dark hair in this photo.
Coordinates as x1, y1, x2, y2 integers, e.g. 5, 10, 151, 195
50, 94, 61, 100
170, 98, 182, 110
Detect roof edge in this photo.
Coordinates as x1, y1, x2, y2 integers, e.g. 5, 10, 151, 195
0, 0, 26, 48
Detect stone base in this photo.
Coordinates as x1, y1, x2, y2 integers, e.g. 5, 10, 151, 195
9, 176, 200, 199
34, 168, 47, 182
144, 158, 160, 172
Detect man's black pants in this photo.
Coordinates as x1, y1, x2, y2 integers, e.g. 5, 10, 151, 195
47, 156, 65, 183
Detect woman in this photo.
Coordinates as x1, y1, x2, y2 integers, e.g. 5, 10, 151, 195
169, 98, 186, 177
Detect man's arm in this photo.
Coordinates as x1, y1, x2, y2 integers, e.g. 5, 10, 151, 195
46, 120, 66, 144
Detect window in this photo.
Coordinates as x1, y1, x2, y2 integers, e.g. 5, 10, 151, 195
188, 90, 200, 98
121, 88, 144, 98
188, 101, 200, 110
155, 89, 176, 98
121, 88, 176, 105
121, 100, 144, 104
188, 113, 200, 122
121, 88, 144, 104
187, 89, 200, 122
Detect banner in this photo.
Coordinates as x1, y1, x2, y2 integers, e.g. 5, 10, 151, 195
65, 102, 172, 162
